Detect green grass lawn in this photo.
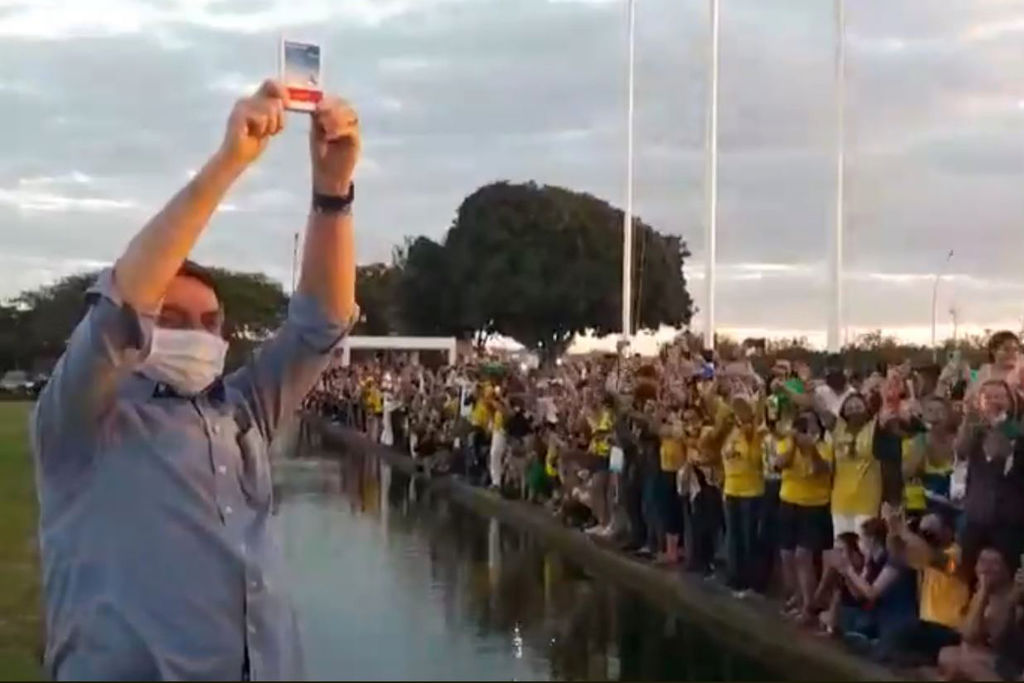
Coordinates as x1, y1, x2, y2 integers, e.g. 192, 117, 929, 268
0, 402, 43, 681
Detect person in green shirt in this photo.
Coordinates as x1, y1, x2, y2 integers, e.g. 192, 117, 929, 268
767, 359, 807, 419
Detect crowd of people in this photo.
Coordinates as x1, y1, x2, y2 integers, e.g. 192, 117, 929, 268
306, 331, 1024, 681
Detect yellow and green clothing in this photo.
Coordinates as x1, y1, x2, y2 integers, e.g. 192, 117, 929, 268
781, 442, 834, 507
722, 426, 767, 498
588, 408, 613, 457
545, 443, 559, 479
363, 381, 383, 415
919, 546, 969, 629
902, 435, 927, 513
830, 419, 882, 517
660, 433, 686, 473
470, 385, 493, 431
763, 433, 792, 481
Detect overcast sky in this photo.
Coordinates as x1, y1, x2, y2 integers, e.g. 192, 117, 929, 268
1, 0, 1022, 346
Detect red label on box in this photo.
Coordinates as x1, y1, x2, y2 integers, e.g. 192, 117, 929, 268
288, 88, 323, 103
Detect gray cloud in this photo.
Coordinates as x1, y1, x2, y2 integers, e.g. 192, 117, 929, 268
0, 0, 1022, 343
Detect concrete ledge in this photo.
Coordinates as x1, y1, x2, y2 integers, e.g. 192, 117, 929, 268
316, 422, 901, 682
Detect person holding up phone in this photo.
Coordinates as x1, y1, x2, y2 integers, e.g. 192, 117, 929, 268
955, 379, 1024, 583
777, 409, 834, 625
32, 80, 361, 680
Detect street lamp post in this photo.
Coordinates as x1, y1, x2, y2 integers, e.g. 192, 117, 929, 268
931, 250, 954, 359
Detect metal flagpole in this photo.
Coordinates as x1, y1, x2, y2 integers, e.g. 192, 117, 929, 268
291, 231, 300, 295
703, 0, 719, 350
931, 250, 954, 358
827, 0, 846, 353
621, 0, 636, 341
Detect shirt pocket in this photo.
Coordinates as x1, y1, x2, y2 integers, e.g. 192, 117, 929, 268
236, 424, 273, 511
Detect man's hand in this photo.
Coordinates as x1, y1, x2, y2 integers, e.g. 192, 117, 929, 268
221, 80, 288, 168
310, 97, 361, 195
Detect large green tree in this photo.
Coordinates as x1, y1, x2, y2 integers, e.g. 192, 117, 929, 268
13, 273, 98, 368
402, 181, 694, 357
0, 304, 29, 373
202, 267, 288, 369
353, 263, 401, 336
397, 236, 461, 338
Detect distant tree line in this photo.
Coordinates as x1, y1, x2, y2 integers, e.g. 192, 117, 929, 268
8, 179, 1002, 376
724, 330, 1004, 377
0, 268, 289, 374
2, 181, 695, 372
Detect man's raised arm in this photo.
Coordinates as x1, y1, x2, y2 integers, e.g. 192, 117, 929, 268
296, 95, 359, 324
34, 81, 287, 458
116, 80, 288, 313
228, 96, 360, 442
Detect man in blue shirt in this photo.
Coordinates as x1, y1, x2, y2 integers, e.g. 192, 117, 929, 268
31, 79, 360, 680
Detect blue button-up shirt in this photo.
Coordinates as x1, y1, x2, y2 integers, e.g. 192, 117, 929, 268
31, 269, 348, 681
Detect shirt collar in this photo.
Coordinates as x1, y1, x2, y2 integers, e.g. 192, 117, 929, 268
130, 372, 227, 403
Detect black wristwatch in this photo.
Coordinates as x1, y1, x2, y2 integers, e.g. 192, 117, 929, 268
312, 183, 355, 215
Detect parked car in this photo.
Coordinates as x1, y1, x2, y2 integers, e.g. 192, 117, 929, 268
0, 370, 33, 393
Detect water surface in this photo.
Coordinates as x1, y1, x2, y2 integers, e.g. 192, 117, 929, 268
275, 454, 779, 681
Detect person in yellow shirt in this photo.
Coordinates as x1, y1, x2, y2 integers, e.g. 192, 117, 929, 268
488, 389, 508, 491
759, 410, 792, 593
720, 394, 767, 595
920, 396, 956, 507
902, 397, 957, 518
830, 393, 882, 536
468, 381, 494, 484
655, 407, 686, 565
684, 410, 725, 577
587, 397, 614, 458
362, 375, 383, 443
884, 511, 970, 667
584, 393, 616, 534
902, 433, 928, 517
470, 382, 493, 432
777, 409, 834, 624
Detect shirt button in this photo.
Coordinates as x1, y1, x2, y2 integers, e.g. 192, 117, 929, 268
248, 623, 257, 635
217, 464, 227, 475
250, 579, 261, 590
224, 505, 233, 516
213, 424, 222, 435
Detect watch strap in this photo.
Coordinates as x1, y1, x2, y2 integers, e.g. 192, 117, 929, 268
312, 183, 355, 215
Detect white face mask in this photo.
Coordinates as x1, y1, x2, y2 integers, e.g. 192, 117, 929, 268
141, 328, 229, 396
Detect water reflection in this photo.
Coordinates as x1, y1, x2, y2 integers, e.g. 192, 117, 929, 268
274, 454, 778, 681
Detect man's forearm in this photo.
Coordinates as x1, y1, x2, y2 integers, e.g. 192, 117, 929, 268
115, 151, 245, 313
297, 209, 356, 323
